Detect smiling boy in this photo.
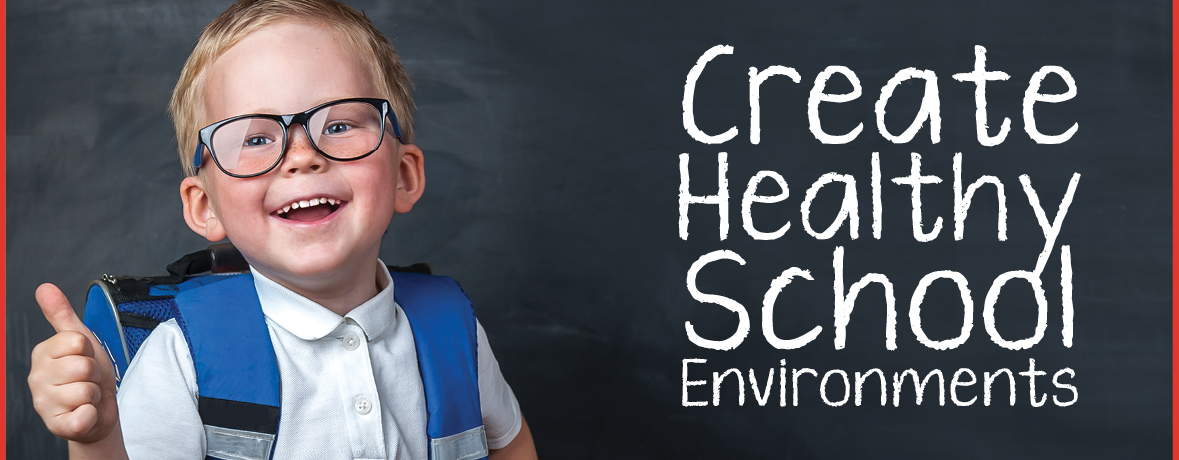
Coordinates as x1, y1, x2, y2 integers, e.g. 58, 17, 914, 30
26, 1, 536, 459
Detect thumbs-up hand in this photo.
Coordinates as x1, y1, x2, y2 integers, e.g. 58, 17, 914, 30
28, 283, 121, 444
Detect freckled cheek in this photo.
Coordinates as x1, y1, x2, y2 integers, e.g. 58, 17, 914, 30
354, 165, 399, 201
358, 189, 397, 222
218, 212, 266, 245
208, 182, 272, 237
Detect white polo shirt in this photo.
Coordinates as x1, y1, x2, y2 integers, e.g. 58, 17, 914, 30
116, 264, 522, 460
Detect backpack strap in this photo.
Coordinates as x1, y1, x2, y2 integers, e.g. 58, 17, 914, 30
173, 273, 281, 460
391, 272, 489, 460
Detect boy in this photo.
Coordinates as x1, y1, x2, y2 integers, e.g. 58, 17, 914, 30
26, 1, 537, 459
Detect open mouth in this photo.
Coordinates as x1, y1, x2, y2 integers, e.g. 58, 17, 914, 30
274, 197, 343, 222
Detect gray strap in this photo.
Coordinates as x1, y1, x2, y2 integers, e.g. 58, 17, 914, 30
430, 425, 489, 460
204, 425, 275, 460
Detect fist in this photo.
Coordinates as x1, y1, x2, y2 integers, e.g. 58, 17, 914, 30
28, 283, 120, 443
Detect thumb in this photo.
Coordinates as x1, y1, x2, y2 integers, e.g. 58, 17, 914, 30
36, 283, 87, 334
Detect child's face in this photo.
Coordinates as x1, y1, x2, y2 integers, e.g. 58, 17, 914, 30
180, 21, 424, 290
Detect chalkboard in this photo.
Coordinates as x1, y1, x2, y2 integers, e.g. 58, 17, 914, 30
6, 0, 1171, 458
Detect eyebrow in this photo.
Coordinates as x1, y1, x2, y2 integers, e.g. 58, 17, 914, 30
229, 98, 362, 117
233, 107, 283, 116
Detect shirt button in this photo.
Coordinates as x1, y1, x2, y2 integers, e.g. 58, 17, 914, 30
354, 396, 372, 415
342, 332, 360, 351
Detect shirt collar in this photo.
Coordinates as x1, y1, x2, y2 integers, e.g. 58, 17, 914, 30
250, 261, 397, 341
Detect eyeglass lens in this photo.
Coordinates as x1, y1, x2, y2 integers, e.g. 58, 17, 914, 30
209, 101, 385, 176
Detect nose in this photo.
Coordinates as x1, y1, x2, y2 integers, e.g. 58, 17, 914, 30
281, 124, 328, 175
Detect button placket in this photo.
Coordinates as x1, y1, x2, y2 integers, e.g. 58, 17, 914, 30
333, 321, 386, 458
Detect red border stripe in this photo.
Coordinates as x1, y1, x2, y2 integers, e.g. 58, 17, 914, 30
2, 0, 9, 452
1171, 0, 1177, 454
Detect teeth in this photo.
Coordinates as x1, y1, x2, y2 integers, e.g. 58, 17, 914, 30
278, 197, 340, 216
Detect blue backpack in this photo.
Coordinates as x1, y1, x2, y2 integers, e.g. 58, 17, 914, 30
82, 244, 488, 460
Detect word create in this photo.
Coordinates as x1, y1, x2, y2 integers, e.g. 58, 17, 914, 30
682, 45, 1078, 146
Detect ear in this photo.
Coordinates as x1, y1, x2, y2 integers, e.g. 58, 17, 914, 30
180, 175, 227, 242
394, 144, 426, 213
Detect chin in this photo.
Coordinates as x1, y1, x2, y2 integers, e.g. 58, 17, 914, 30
283, 253, 352, 279
242, 247, 346, 282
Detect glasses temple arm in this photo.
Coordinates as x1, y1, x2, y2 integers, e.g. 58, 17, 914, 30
192, 144, 203, 172
387, 112, 405, 143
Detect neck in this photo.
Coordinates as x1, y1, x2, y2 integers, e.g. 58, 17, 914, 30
254, 258, 383, 317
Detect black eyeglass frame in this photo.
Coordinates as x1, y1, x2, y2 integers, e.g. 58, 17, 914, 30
192, 97, 405, 178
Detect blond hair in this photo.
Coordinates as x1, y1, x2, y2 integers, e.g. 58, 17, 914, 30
169, 0, 415, 176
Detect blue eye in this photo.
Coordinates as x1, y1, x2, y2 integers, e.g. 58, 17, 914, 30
244, 135, 273, 147
324, 122, 352, 135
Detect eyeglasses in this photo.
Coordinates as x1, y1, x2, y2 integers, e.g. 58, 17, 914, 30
192, 97, 404, 178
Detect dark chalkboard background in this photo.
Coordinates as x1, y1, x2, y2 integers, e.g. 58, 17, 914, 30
6, 0, 1171, 458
